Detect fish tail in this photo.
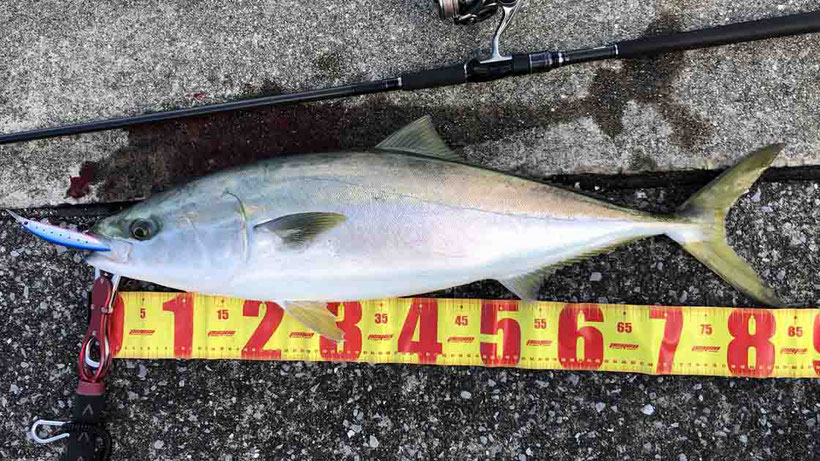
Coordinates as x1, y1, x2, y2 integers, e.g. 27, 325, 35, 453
666, 144, 784, 306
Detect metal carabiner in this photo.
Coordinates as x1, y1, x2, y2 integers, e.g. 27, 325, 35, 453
29, 419, 70, 444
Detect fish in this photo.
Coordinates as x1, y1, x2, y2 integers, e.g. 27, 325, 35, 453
66, 117, 782, 340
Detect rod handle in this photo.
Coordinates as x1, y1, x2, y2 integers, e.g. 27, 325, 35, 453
401, 64, 467, 90
617, 10, 820, 58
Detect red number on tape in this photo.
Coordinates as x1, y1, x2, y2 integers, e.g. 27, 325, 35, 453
374, 313, 388, 324
700, 324, 713, 335
139, 307, 146, 319
455, 315, 469, 326
813, 314, 820, 376
162, 293, 194, 358
787, 326, 803, 337
397, 299, 442, 364
616, 322, 632, 333
534, 318, 547, 329
727, 309, 776, 377
558, 304, 604, 370
241, 301, 284, 360
649, 307, 683, 374
480, 300, 521, 366
321, 302, 363, 361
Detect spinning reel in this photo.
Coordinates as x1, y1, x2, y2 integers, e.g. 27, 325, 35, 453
436, 0, 527, 62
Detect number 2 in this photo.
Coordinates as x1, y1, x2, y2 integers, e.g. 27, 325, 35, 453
241, 301, 284, 360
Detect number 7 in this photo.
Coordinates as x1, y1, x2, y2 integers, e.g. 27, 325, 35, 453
650, 307, 683, 374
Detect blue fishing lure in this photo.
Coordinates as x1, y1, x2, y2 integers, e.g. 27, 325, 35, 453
7, 210, 110, 251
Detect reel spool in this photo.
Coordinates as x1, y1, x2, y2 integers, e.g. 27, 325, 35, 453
435, 0, 501, 25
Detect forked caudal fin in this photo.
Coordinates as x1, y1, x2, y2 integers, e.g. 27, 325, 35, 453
668, 144, 784, 306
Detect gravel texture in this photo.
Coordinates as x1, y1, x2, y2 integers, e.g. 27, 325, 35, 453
1, 177, 818, 460
3, 1, 820, 207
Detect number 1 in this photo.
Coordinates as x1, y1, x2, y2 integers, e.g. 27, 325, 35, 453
162, 293, 195, 358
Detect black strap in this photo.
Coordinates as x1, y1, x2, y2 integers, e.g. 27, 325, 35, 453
61, 423, 112, 461
60, 392, 110, 461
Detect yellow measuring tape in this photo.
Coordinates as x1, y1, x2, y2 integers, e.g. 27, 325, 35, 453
109, 293, 820, 378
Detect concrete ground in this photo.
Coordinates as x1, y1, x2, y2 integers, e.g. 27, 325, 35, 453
1, 1, 819, 460
1, 177, 818, 460
2, 1, 820, 208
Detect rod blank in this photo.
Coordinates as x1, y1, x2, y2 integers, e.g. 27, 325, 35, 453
617, 10, 820, 58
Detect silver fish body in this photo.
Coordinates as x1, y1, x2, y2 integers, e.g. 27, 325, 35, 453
87, 117, 782, 338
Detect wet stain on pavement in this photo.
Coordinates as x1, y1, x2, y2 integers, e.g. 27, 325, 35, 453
547, 13, 713, 150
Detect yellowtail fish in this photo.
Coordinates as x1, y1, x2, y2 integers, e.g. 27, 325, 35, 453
81, 117, 781, 340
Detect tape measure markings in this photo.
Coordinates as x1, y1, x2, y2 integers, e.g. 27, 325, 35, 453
109, 293, 820, 378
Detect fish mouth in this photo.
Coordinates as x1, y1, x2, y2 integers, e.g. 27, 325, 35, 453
84, 238, 133, 268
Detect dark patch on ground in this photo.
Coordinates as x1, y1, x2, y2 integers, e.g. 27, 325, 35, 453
314, 50, 346, 81
549, 14, 713, 151
241, 78, 286, 99
66, 161, 97, 199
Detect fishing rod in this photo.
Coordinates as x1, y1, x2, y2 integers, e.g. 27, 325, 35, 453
2, 1, 820, 145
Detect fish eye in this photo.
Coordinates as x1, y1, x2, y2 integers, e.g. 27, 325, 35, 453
130, 219, 158, 241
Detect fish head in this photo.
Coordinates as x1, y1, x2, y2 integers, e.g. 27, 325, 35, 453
86, 188, 245, 287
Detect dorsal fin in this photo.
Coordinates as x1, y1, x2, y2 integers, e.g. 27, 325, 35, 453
375, 116, 461, 161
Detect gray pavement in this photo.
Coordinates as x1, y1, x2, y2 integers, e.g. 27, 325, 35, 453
3, 1, 820, 207
1, 178, 818, 460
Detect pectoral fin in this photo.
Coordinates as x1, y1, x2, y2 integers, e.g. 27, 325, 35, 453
254, 212, 346, 248
282, 301, 344, 342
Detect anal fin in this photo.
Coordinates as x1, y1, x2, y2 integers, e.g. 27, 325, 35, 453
497, 267, 558, 301
496, 238, 645, 301
281, 301, 344, 342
